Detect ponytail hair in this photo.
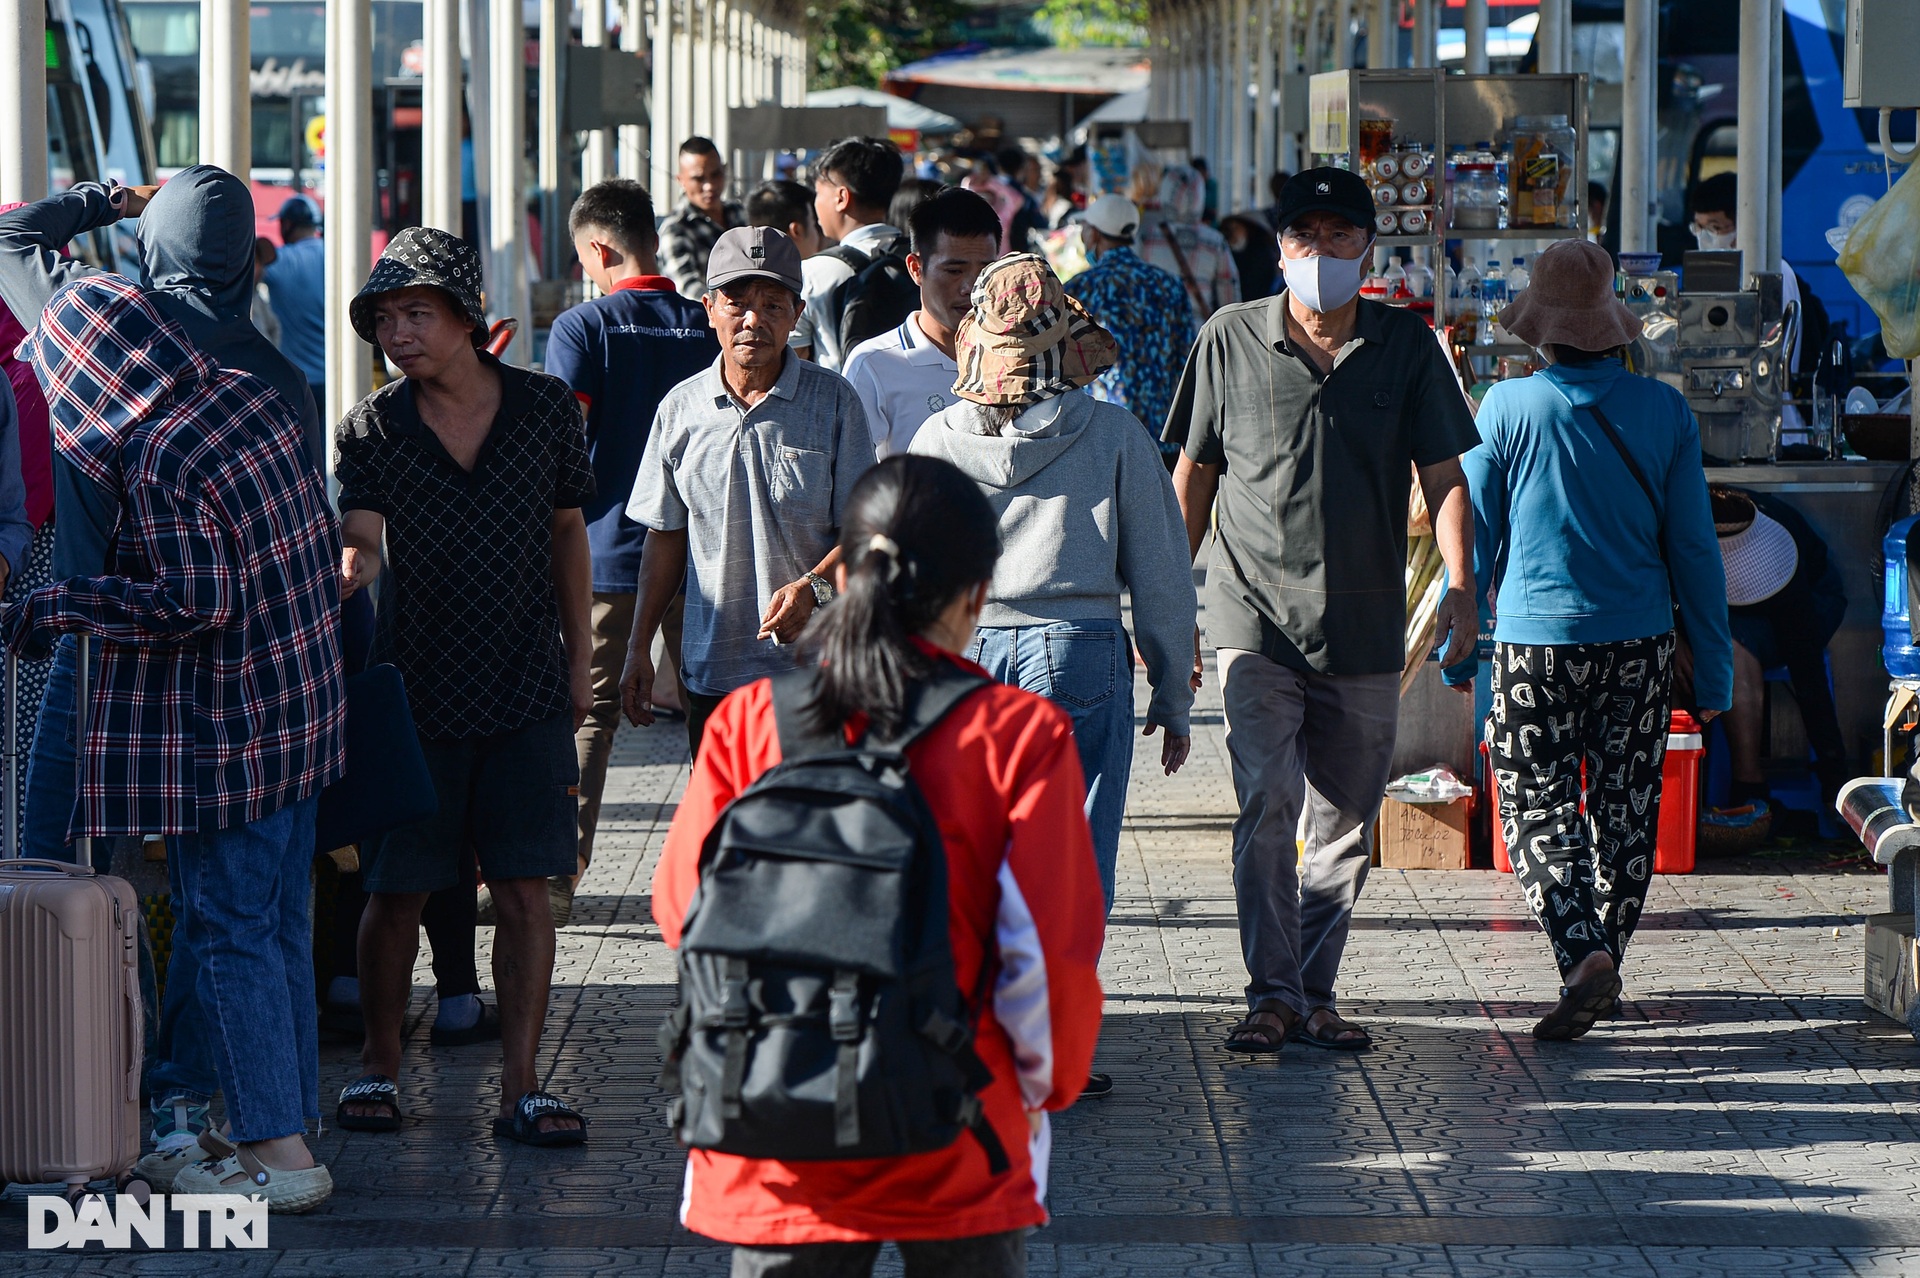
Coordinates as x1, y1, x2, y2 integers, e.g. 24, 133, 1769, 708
798, 455, 1001, 739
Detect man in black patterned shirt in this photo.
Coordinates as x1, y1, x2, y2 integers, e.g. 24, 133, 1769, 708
332, 228, 595, 1146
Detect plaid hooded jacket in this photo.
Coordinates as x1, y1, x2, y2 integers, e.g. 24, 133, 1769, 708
2, 274, 345, 836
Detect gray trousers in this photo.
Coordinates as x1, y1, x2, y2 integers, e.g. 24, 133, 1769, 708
1219, 649, 1401, 1016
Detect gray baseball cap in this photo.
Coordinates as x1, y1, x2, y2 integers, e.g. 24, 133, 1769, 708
705, 225, 804, 297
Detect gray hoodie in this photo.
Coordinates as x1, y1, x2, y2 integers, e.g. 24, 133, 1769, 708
0, 169, 323, 577
910, 390, 1197, 735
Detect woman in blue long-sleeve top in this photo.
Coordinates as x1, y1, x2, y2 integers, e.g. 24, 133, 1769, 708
1443, 240, 1732, 1042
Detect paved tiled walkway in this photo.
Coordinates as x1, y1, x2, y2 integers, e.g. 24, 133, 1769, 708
9, 650, 1920, 1276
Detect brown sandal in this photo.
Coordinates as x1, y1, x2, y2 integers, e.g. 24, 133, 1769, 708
1294, 1007, 1373, 1052
1225, 1003, 1300, 1054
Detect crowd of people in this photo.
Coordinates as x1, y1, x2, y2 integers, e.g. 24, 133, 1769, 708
0, 132, 1742, 1276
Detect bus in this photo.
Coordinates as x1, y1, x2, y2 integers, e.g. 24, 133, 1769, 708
1553, 0, 1910, 344
121, 0, 431, 238
43, 0, 158, 273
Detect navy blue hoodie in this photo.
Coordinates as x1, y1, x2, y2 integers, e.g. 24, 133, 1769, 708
0, 168, 323, 577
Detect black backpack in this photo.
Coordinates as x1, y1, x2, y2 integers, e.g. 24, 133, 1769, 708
822, 231, 919, 356
657, 664, 1009, 1173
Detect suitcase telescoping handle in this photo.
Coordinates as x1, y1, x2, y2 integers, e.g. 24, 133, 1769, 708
72, 634, 90, 869
3, 645, 14, 859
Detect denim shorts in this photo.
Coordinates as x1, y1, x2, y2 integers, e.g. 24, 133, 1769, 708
361, 711, 580, 893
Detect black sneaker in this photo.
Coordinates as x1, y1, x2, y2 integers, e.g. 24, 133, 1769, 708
1081, 1072, 1113, 1098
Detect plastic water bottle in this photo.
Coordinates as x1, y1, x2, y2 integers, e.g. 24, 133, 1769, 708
1884, 514, 1920, 679
1382, 258, 1409, 300
1508, 256, 1529, 295
1478, 260, 1506, 346
1454, 259, 1481, 343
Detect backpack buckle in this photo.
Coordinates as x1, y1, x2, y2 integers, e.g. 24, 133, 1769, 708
828, 971, 861, 1042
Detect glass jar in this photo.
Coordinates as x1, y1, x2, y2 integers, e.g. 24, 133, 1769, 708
1512, 114, 1577, 229
1450, 164, 1499, 230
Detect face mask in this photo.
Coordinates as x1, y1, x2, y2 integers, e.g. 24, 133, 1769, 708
1691, 225, 1736, 251
1282, 251, 1369, 313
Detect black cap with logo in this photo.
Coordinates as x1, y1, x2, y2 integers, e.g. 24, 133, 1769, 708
1272, 166, 1375, 233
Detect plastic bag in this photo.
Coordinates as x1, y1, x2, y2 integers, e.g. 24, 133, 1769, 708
1838, 160, 1920, 359
1385, 765, 1473, 803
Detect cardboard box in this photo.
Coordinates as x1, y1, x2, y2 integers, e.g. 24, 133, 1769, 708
1864, 913, 1919, 1023
1376, 797, 1472, 870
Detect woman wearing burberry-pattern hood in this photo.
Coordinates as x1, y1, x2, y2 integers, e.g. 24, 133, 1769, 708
1442, 239, 1732, 1040
911, 254, 1196, 1097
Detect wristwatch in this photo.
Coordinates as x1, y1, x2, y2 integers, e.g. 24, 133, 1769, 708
804, 572, 834, 606
103, 180, 129, 218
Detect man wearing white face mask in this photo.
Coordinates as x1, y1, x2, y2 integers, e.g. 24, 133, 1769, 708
1163, 167, 1479, 1056
1688, 173, 1803, 376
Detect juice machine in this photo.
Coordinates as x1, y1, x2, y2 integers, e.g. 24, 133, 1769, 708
1620, 266, 1794, 464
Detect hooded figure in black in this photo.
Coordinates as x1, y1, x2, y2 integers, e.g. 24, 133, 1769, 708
0, 166, 323, 579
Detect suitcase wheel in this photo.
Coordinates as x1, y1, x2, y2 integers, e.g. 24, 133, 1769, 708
117, 1171, 153, 1206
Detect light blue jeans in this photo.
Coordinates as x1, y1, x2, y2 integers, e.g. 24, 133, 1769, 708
968, 619, 1134, 911
25, 636, 219, 1108
169, 796, 320, 1142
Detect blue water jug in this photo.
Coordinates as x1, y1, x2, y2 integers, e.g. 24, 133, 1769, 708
1884, 514, 1920, 678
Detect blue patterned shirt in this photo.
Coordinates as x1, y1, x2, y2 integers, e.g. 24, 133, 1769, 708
1064, 247, 1197, 451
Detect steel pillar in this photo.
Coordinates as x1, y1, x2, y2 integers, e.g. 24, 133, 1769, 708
200, 0, 251, 178
422, 0, 462, 234
0, 0, 48, 203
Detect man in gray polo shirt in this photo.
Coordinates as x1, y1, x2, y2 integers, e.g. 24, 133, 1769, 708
1165, 168, 1478, 1055
621, 225, 876, 752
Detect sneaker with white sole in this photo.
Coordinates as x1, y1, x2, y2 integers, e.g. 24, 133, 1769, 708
173, 1149, 333, 1214
136, 1093, 212, 1192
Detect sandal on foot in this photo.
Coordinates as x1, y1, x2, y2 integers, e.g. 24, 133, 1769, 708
430, 999, 502, 1048
1533, 969, 1624, 1042
335, 1073, 404, 1132
1225, 1004, 1300, 1055
174, 1145, 334, 1214
1294, 1008, 1373, 1052
493, 1090, 588, 1147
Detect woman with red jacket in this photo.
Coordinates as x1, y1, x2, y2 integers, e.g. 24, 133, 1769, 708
652, 454, 1106, 1277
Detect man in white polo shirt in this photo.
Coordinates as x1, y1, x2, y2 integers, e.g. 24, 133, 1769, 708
841, 187, 1002, 458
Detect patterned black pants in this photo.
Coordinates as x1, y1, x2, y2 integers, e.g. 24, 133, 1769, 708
1487, 633, 1675, 976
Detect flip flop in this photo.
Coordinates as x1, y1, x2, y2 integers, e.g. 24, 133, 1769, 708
1225, 1004, 1300, 1055
493, 1090, 588, 1147
335, 1073, 404, 1133
1533, 968, 1624, 1041
1294, 1008, 1373, 1052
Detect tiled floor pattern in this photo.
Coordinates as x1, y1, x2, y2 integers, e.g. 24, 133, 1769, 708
7, 648, 1919, 1276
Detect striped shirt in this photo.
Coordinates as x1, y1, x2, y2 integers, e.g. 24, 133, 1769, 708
626, 352, 876, 696
4, 275, 345, 836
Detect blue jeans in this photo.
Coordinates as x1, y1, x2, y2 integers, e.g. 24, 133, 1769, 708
27, 637, 219, 1105
968, 620, 1133, 910
22, 637, 92, 867
169, 796, 320, 1142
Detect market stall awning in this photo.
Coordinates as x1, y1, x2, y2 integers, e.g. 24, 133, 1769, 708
804, 86, 965, 135
885, 46, 1150, 97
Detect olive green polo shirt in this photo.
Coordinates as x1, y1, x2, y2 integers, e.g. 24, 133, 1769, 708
1163, 291, 1477, 676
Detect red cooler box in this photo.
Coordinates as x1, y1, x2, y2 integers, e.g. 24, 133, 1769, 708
1489, 710, 1702, 875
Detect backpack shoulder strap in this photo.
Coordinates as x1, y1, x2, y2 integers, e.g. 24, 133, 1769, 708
889, 665, 991, 751
821, 243, 871, 273
769, 669, 846, 761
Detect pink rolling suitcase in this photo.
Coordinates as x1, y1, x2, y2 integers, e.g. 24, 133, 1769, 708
0, 638, 150, 1203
